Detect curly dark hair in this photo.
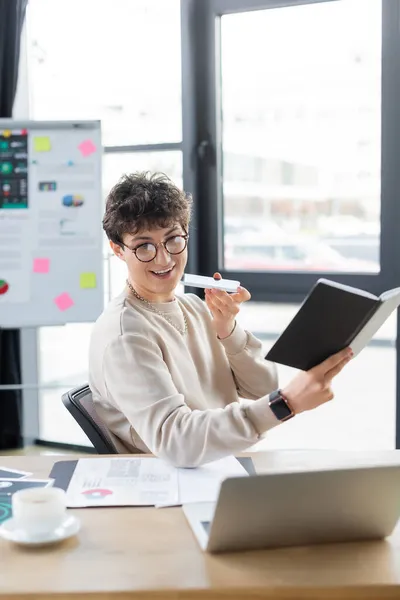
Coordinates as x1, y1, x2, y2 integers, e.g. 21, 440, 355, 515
103, 172, 192, 246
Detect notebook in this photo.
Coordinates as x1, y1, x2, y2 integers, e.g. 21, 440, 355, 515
265, 278, 400, 371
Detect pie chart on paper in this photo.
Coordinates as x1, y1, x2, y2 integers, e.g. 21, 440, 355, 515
0, 280, 9, 295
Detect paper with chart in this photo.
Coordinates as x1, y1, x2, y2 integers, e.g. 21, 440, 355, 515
65, 456, 248, 508
66, 457, 179, 507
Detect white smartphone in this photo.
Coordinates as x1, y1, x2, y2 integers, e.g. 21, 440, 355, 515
183, 273, 240, 293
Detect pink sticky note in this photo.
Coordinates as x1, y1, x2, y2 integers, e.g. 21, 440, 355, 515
54, 292, 74, 311
33, 258, 50, 274
78, 139, 97, 157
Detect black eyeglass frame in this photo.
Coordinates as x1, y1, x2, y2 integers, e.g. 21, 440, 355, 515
124, 234, 189, 263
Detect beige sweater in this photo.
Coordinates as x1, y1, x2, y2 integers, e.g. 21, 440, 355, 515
88, 290, 280, 466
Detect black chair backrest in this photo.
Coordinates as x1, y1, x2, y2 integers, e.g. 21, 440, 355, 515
62, 384, 118, 454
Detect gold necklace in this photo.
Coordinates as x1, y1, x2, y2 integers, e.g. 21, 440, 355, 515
126, 279, 188, 336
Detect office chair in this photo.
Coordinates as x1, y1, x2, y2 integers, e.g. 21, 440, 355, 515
62, 384, 118, 454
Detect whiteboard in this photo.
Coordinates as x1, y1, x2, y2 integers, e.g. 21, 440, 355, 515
0, 120, 103, 328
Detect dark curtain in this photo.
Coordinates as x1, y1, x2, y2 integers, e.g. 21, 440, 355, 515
0, 0, 28, 449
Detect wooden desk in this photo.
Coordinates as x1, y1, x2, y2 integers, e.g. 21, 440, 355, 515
1, 451, 400, 600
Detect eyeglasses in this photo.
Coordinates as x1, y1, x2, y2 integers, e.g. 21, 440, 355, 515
125, 234, 189, 263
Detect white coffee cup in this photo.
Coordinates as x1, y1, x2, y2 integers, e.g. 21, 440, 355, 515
12, 487, 67, 537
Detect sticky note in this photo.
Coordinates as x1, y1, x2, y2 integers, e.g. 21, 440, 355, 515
80, 273, 97, 289
78, 139, 96, 157
34, 137, 51, 152
33, 258, 50, 274
54, 292, 74, 311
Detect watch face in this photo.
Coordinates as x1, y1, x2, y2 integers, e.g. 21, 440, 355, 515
271, 398, 292, 421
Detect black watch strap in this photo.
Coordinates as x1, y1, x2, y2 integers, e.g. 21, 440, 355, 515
269, 389, 294, 422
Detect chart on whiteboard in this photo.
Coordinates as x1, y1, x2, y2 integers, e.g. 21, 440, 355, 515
0, 123, 101, 313
0, 128, 30, 303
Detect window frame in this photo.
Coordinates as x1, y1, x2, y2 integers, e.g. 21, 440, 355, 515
17, 0, 198, 446
194, 0, 400, 302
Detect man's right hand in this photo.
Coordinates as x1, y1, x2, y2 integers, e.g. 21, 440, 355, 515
282, 347, 353, 415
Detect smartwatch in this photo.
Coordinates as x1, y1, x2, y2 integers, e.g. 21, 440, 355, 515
269, 389, 295, 422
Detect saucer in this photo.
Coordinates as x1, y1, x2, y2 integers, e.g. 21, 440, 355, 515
0, 514, 80, 546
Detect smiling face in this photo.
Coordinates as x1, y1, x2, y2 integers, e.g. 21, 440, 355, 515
110, 224, 188, 303
103, 172, 192, 301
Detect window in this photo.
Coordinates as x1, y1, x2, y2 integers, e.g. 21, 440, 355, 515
220, 0, 381, 274
28, 0, 182, 145
27, 0, 183, 445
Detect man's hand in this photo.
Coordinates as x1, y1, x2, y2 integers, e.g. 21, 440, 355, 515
205, 272, 251, 339
282, 347, 353, 414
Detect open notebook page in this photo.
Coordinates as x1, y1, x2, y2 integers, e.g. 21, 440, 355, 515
350, 288, 400, 356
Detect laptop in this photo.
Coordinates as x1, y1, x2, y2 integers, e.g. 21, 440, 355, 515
182, 464, 400, 553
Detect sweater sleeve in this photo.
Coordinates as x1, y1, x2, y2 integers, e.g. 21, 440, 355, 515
218, 323, 279, 400
103, 333, 279, 467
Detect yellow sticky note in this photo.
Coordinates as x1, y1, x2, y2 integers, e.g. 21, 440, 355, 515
34, 136, 51, 152
80, 272, 97, 289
